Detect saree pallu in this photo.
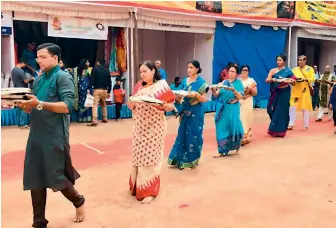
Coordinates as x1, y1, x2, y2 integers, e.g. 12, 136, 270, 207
168, 76, 208, 169
240, 78, 256, 145
129, 81, 172, 201
215, 79, 244, 155
267, 67, 295, 137
240, 97, 253, 145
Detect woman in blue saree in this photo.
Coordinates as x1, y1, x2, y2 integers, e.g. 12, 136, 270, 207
211, 65, 244, 157
266, 54, 296, 137
74, 59, 92, 123
168, 60, 209, 170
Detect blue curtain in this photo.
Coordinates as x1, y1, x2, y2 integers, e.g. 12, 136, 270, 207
212, 22, 287, 101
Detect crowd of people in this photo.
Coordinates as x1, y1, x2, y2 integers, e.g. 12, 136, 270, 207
128, 54, 336, 205
9, 41, 336, 227
10, 41, 126, 129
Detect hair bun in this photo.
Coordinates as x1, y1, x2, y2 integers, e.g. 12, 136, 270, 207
198, 68, 203, 74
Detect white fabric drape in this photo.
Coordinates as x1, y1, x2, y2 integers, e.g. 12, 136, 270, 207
137, 14, 216, 28
1, 1, 130, 20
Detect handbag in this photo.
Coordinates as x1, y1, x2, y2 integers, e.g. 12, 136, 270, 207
299, 68, 314, 96
84, 94, 94, 108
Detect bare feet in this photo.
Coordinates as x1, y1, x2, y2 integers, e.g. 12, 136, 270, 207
74, 204, 85, 223
182, 167, 192, 171
141, 196, 155, 204
213, 154, 225, 158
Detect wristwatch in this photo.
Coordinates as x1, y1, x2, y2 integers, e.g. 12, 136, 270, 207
36, 101, 44, 110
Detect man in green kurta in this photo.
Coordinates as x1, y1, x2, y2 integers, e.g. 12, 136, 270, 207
18, 43, 85, 228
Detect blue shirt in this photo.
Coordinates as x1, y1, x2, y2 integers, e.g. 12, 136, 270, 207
312, 72, 320, 86
329, 85, 336, 110
22, 49, 38, 70
159, 68, 167, 80
170, 83, 183, 91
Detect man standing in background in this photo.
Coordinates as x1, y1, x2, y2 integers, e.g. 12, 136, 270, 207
312, 65, 320, 110
89, 59, 112, 126
155, 60, 167, 80
21, 41, 38, 76
11, 58, 34, 128
316, 65, 335, 122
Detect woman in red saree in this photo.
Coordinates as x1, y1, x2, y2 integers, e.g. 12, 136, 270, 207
127, 60, 175, 204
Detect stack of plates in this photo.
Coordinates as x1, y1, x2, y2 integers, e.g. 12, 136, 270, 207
173, 90, 190, 97
129, 95, 164, 105
1, 88, 31, 105
274, 78, 294, 83
209, 84, 232, 90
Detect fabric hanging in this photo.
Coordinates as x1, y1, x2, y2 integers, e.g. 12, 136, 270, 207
116, 28, 127, 72
104, 28, 112, 68
109, 27, 119, 76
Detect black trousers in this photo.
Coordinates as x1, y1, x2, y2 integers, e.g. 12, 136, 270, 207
115, 103, 122, 119
333, 109, 336, 126
31, 181, 85, 228
312, 85, 320, 109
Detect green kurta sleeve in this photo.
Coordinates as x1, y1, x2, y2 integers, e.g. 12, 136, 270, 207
57, 73, 75, 113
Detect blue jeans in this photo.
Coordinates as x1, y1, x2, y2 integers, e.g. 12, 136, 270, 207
16, 107, 28, 127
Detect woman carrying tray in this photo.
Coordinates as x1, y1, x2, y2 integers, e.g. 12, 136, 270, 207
239, 65, 258, 146
211, 65, 244, 157
266, 54, 296, 137
168, 60, 209, 170
127, 60, 175, 204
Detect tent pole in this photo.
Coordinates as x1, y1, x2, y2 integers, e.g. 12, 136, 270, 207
133, 11, 139, 83
130, 14, 134, 93
288, 26, 292, 68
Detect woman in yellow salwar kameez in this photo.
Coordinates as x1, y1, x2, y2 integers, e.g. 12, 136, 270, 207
239, 65, 257, 146
127, 60, 175, 204
288, 55, 315, 130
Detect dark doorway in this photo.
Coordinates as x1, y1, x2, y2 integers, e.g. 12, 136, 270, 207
297, 38, 321, 67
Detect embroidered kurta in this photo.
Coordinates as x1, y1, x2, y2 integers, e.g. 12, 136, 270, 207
291, 66, 315, 111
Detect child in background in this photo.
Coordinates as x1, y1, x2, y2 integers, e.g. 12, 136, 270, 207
113, 77, 125, 122
329, 84, 336, 134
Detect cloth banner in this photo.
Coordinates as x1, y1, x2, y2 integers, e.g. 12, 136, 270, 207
48, 15, 108, 40
128, 1, 295, 20
212, 22, 287, 101
295, 1, 336, 26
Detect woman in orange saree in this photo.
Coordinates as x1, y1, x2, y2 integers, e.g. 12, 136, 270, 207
127, 60, 175, 204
